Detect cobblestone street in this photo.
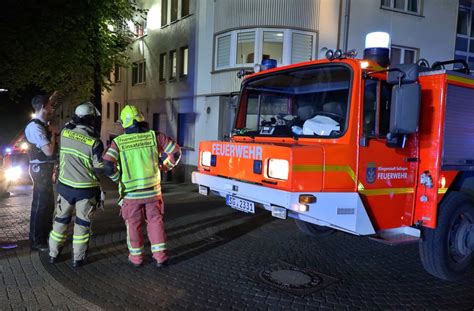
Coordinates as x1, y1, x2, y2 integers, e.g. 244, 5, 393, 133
1, 181, 474, 310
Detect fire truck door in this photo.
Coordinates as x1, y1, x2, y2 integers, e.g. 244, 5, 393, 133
358, 79, 418, 229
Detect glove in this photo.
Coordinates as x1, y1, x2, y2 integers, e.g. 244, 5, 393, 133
97, 191, 106, 211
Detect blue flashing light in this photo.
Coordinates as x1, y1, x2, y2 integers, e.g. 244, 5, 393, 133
261, 59, 277, 71
5, 147, 12, 154
253, 160, 262, 174
210, 155, 217, 167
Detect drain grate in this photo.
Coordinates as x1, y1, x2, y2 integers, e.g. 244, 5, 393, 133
249, 262, 339, 296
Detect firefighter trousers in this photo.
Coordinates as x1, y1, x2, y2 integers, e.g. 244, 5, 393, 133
121, 196, 167, 264
48, 194, 97, 261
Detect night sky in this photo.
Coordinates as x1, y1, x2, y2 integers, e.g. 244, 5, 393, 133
0, 92, 32, 150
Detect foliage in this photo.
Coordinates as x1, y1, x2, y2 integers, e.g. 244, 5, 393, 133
0, 0, 145, 102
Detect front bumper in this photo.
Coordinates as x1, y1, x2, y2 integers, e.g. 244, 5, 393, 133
192, 172, 375, 235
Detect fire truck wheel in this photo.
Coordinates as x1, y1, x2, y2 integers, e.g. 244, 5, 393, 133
294, 220, 335, 237
419, 191, 474, 281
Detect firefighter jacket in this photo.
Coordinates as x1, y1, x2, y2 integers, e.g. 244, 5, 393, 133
103, 129, 181, 200
58, 125, 104, 188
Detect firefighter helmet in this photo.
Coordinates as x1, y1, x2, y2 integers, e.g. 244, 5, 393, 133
75, 101, 101, 117
120, 104, 144, 128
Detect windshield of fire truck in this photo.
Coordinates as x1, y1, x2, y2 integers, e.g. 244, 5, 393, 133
235, 64, 351, 138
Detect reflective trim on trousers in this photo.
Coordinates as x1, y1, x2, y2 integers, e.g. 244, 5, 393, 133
50, 230, 67, 243
73, 233, 90, 244
151, 243, 166, 253
129, 246, 144, 255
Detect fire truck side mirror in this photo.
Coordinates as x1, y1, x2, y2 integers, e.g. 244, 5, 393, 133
385, 64, 421, 148
386, 83, 421, 148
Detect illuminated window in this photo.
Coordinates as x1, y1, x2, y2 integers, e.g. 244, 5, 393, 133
169, 50, 177, 80
236, 32, 255, 64
159, 53, 166, 81
180, 46, 188, 77
215, 28, 315, 70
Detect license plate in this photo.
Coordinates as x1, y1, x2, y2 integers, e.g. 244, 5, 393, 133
226, 195, 255, 213
199, 185, 209, 196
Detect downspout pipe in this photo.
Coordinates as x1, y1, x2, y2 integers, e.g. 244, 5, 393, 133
343, 0, 351, 52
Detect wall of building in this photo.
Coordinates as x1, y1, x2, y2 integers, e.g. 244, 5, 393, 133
347, 0, 458, 64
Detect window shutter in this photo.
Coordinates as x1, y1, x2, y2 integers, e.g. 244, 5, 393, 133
217, 35, 231, 68
291, 33, 313, 64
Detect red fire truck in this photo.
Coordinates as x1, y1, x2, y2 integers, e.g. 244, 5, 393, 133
192, 32, 474, 281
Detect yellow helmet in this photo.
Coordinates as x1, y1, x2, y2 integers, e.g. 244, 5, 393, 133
120, 104, 144, 128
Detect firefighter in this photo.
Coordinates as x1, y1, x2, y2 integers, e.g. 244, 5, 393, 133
48, 102, 104, 267
103, 104, 181, 268
24, 94, 58, 251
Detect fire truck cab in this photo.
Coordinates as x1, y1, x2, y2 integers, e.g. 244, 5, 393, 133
192, 32, 474, 281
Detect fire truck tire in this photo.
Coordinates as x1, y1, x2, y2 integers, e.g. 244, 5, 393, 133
419, 191, 474, 281
294, 220, 335, 237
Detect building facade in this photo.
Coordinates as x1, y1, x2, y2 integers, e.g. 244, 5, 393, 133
101, 0, 459, 181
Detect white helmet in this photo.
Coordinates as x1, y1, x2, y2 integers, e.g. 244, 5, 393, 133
75, 101, 101, 117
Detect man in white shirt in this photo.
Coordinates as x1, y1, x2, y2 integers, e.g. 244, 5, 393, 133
24, 94, 58, 251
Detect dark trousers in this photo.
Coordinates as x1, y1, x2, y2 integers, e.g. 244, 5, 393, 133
29, 163, 55, 246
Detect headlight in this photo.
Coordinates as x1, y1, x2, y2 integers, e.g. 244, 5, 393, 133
201, 151, 211, 167
5, 166, 22, 182
268, 159, 289, 180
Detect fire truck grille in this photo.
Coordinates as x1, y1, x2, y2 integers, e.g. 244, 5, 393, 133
250, 262, 339, 296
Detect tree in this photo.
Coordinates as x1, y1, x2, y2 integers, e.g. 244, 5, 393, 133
0, 0, 144, 111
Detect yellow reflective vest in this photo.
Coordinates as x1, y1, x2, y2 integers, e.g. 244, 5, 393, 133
113, 130, 160, 193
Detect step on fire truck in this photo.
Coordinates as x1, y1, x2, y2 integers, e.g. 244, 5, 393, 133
192, 32, 474, 281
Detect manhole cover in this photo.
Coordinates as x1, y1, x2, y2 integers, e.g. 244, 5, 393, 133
249, 262, 338, 296
265, 269, 317, 287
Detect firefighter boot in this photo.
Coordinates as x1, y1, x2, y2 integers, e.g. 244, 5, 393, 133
128, 254, 143, 268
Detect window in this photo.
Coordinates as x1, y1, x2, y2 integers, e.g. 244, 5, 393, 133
180, 46, 189, 77
161, 0, 190, 26
114, 102, 119, 122
236, 32, 255, 64
363, 79, 393, 137
181, 0, 190, 17
170, 0, 178, 22
169, 50, 177, 80
263, 31, 284, 64
455, 3, 474, 70
235, 65, 350, 138
106, 102, 110, 119
132, 60, 146, 85
161, 0, 168, 26
216, 35, 231, 68
134, 21, 146, 37
381, 0, 421, 14
159, 53, 166, 81
114, 64, 121, 83
215, 28, 315, 70
391, 45, 417, 64
292, 33, 313, 63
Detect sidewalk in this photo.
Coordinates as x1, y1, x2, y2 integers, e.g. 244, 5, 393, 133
0, 181, 207, 310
